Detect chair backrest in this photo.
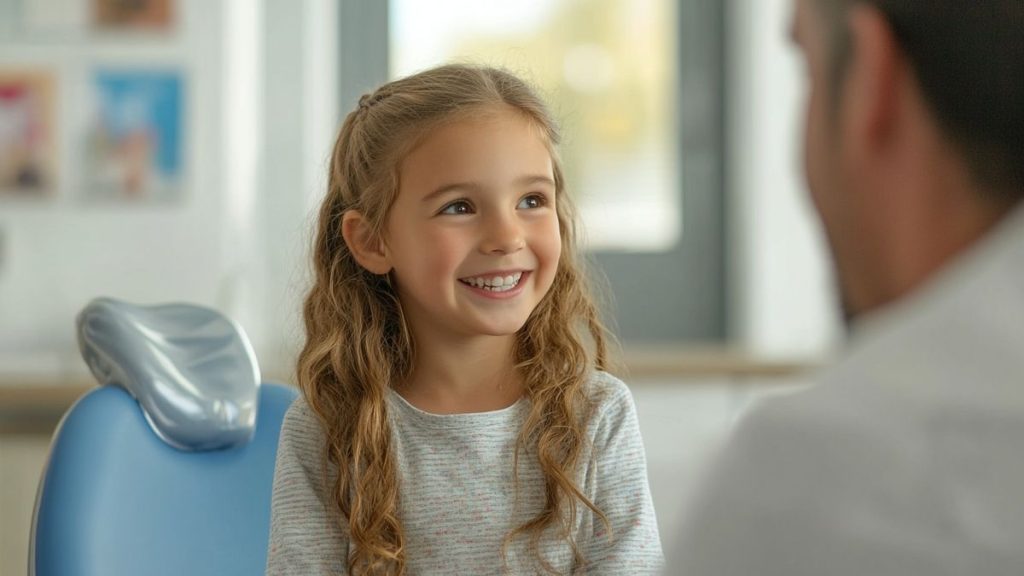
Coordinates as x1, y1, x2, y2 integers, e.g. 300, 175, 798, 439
30, 381, 298, 576
30, 297, 297, 576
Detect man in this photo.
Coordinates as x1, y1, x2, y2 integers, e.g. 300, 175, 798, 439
674, 1, 1024, 574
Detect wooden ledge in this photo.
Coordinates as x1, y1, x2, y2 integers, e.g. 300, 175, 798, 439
619, 346, 819, 379
0, 380, 95, 434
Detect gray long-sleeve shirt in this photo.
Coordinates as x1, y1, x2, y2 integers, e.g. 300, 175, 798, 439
266, 371, 663, 575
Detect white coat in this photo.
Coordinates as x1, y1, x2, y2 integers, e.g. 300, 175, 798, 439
673, 204, 1024, 575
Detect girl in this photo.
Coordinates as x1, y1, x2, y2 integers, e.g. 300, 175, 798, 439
267, 64, 662, 575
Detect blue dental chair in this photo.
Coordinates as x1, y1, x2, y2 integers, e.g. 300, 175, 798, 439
29, 298, 298, 576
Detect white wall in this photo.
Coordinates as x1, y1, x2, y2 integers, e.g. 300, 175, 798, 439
727, 0, 843, 360
0, 0, 337, 381
0, 0, 227, 377
255, 0, 338, 376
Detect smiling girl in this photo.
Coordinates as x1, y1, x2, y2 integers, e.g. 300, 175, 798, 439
266, 64, 662, 575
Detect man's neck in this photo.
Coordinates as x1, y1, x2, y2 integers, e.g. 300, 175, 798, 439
867, 175, 1017, 314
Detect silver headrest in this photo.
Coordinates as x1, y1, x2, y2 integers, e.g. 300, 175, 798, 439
76, 298, 261, 451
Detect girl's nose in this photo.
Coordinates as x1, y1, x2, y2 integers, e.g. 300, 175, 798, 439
480, 213, 525, 255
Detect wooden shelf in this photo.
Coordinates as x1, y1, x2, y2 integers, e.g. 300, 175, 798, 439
0, 379, 95, 434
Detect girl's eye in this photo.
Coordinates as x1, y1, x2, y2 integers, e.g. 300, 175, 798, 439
440, 200, 473, 215
517, 194, 547, 210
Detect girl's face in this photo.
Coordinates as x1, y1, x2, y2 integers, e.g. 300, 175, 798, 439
382, 107, 562, 344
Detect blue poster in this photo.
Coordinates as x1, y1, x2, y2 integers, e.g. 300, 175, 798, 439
87, 70, 183, 202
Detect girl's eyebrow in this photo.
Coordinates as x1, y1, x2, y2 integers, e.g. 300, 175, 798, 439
421, 182, 481, 203
515, 175, 555, 187
421, 175, 554, 203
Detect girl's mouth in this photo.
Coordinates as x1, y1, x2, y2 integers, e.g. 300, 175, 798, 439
458, 271, 525, 293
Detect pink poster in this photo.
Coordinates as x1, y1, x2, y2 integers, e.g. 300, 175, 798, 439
0, 71, 56, 198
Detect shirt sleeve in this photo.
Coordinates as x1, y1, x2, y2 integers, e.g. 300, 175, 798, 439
671, 394, 963, 576
580, 375, 665, 574
266, 399, 349, 576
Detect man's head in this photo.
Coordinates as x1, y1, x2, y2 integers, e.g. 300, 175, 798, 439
790, 0, 1024, 321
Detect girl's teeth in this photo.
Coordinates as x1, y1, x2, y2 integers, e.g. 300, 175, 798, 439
462, 272, 524, 291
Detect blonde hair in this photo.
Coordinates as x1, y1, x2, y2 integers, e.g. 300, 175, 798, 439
298, 64, 611, 575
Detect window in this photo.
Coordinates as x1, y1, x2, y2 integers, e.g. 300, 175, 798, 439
390, 0, 680, 252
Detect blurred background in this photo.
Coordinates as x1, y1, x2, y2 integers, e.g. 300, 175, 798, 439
0, 0, 841, 571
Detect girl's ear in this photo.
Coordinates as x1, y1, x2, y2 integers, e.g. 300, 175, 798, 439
341, 210, 392, 275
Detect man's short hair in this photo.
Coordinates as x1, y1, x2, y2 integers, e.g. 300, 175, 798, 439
816, 0, 1024, 198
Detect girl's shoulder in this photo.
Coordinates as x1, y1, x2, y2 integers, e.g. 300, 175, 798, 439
580, 371, 644, 452
279, 393, 326, 444
282, 392, 314, 422
584, 370, 638, 423
586, 369, 630, 397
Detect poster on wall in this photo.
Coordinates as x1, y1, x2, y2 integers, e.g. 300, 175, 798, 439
0, 70, 57, 199
92, 0, 175, 31
85, 70, 183, 203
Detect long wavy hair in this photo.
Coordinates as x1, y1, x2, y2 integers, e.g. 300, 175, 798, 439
298, 64, 612, 575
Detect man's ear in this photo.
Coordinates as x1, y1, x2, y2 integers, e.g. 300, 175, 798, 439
341, 210, 392, 274
846, 4, 900, 149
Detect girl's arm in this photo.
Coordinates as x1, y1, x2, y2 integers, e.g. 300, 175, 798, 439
266, 399, 349, 576
580, 374, 665, 575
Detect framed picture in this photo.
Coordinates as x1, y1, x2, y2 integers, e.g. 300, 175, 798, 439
0, 70, 57, 199
92, 0, 174, 31
85, 70, 183, 202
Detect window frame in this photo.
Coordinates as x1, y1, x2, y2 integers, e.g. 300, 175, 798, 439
337, 0, 727, 343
